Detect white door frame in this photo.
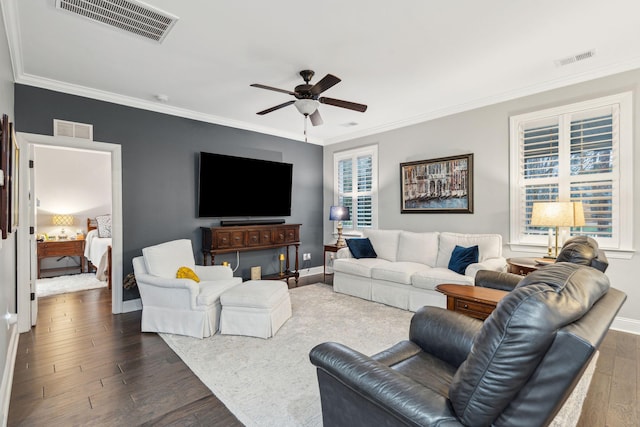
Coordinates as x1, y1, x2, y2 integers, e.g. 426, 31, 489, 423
16, 133, 124, 332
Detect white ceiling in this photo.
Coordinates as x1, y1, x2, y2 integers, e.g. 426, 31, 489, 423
3, 0, 640, 145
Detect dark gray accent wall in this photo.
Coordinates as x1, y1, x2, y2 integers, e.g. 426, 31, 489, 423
15, 84, 324, 299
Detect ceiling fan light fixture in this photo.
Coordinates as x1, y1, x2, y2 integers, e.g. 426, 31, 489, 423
294, 99, 319, 116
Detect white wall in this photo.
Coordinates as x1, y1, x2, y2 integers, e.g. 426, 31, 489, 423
324, 68, 640, 331
0, 2, 16, 421
34, 146, 111, 236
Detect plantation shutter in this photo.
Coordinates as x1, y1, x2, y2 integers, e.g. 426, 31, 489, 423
513, 96, 626, 249
568, 107, 616, 241
337, 158, 354, 228
520, 117, 560, 237
355, 155, 373, 228
335, 145, 378, 231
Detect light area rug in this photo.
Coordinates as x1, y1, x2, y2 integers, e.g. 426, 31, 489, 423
160, 283, 413, 426
36, 272, 107, 297
160, 283, 596, 427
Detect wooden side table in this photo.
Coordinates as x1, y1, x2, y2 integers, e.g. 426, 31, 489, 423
507, 257, 553, 276
435, 283, 508, 320
37, 239, 86, 278
323, 244, 341, 282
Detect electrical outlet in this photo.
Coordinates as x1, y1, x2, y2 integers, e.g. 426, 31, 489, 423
303, 253, 311, 261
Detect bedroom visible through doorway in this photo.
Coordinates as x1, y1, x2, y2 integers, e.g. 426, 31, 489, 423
34, 145, 112, 295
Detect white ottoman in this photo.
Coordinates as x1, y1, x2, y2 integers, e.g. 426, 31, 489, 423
219, 280, 292, 339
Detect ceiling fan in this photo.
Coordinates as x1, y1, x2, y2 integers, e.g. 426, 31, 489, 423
250, 70, 367, 127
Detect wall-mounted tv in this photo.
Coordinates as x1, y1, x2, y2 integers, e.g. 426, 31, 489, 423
198, 152, 293, 218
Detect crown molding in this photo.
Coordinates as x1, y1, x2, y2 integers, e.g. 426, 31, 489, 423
4, 0, 640, 147
16, 72, 324, 144
10, 56, 640, 148
1, 0, 23, 80
324, 57, 640, 145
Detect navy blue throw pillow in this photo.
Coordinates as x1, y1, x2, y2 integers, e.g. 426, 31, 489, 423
346, 238, 377, 259
448, 245, 479, 275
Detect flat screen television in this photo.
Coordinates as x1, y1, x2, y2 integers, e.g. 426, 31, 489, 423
198, 152, 293, 218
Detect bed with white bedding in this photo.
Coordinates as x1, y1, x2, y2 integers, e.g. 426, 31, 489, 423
85, 217, 112, 288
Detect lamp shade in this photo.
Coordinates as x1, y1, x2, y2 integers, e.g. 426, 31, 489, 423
52, 214, 74, 226
329, 206, 350, 221
531, 202, 585, 227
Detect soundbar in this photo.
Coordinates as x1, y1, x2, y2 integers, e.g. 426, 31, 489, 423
220, 219, 286, 227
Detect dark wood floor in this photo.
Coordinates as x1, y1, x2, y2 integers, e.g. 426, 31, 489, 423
8, 274, 639, 426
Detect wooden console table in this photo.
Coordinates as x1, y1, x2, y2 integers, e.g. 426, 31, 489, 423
435, 283, 508, 320
37, 239, 86, 278
201, 224, 301, 283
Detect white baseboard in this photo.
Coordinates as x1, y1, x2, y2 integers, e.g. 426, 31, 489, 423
611, 316, 640, 335
122, 298, 142, 313
1, 323, 19, 426
298, 266, 324, 278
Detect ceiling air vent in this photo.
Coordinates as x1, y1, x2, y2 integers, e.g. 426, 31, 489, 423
555, 49, 596, 67
53, 119, 94, 140
55, 0, 178, 43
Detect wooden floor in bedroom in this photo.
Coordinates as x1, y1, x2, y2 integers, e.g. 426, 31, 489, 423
7, 273, 639, 426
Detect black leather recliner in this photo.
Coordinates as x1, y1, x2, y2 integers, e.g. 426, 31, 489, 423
555, 235, 608, 272
309, 262, 626, 427
476, 235, 610, 292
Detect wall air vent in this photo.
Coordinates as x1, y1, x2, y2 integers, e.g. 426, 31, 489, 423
55, 0, 178, 43
555, 49, 596, 67
53, 119, 94, 140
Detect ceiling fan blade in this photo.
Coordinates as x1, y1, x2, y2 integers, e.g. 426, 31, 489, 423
310, 74, 341, 96
319, 97, 368, 112
250, 83, 296, 96
309, 110, 323, 126
256, 100, 295, 115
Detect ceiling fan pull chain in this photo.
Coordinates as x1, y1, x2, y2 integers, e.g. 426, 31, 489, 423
304, 115, 308, 142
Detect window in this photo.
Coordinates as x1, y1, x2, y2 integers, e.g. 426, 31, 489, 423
334, 144, 378, 232
509, 92, 633, 253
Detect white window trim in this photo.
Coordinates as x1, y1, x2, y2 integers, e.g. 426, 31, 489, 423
508, 91, 634, 258
333, 144, 379, 233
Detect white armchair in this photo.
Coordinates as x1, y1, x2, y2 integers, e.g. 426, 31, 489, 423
132, 239, 242, 338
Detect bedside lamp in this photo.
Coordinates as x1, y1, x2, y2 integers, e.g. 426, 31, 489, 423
52, 214, 74, 240
531, 201, 585, 258
329, 206, 351, 248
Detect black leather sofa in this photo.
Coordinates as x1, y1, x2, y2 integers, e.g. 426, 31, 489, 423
309, 261, 626, 426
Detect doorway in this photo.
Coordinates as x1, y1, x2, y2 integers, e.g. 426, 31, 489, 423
34, 145, 111, 296
16, 132, 125, 333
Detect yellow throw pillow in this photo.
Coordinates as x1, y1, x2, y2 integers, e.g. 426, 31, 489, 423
176, 266, 200, 283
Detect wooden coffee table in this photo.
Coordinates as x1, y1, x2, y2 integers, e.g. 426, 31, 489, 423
435, 283, 509, 320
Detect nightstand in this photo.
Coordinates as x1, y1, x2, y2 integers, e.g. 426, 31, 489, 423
37, 239, 86, 278
323, 244, 342, 282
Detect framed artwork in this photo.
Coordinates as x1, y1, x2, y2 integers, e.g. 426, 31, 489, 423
400, 153, 473, 213
0, 114, 8, 239
10, 122, 18, 231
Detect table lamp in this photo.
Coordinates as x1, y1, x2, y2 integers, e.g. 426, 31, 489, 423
52, 214, 74, 240
329, 206, 351, 247
530, 201, 585, 258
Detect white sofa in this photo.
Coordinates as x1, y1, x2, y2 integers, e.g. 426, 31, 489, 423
332, 229, 506, 311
